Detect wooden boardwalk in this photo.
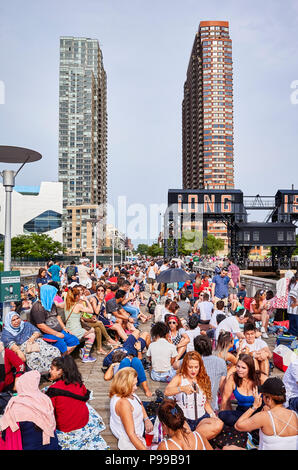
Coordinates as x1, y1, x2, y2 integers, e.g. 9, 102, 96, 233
46, 299, 284, 450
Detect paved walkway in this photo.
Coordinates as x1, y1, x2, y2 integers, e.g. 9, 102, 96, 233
45, 299, 284, 450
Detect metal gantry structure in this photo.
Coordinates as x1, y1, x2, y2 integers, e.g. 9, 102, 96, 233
164, 189, 298, 270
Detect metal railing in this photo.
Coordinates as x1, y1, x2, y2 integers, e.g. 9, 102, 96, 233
193, 263, 278, 297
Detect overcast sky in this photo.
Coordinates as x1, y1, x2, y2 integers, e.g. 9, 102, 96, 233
0, 0, 298, 245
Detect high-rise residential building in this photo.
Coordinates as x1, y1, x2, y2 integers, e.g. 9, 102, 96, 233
182, 21, 234, 190
58, 36, 107, 253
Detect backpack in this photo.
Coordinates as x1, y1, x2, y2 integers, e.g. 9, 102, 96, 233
67, 265, 76, 279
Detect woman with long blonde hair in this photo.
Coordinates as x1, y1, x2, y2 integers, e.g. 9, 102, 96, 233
109, 368, 153, 450
164, 351, 223, 440
64, 287, 96, 363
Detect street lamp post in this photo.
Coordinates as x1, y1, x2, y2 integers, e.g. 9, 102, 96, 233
0, 146, 42, 323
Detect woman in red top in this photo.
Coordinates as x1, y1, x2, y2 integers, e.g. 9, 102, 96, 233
0, 341, 25, 394
45, 355, 109, 450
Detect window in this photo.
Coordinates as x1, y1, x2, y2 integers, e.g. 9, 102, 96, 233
244, 232, 250, 242
277, 232, 284, 241
253, 232, 260, 242
23, 211, 62, 234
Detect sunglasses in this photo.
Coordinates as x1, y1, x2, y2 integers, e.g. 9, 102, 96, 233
97, 289, 105, 292
168, 321, 177, 325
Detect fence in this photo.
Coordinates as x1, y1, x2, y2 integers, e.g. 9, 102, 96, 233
194, 264, 278, 298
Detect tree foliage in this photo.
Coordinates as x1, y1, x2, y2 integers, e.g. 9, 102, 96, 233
0, 234, 66, 259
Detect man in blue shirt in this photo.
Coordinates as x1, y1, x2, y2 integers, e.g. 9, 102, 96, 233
211, 267, 234, 306
48, 261, 61, 284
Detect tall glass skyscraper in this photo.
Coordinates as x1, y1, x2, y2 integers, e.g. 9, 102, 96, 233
58, 37, 107, 252
182, 21, 234, 190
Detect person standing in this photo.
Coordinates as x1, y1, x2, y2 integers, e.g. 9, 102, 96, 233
65, 261, 79, 285
146, 260, 158, 294
287, 273, 298, 337
48, 261, 62, 285
227, 258, 240, 306
211, 268, 234, 307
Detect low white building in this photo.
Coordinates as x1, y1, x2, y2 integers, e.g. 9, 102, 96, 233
0, 182, 63, 243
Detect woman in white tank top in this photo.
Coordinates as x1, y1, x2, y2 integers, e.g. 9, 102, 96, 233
109, 367, 153, 450
230, 377, 298, 450
157, 399, 213, 451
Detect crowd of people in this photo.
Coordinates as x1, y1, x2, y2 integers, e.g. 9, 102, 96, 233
0, 254, 297, 451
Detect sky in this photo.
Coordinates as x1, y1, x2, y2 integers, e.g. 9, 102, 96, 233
0, 0, 298, 245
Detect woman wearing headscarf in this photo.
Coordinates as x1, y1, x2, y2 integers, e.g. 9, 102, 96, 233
1, 311, 61, 375
30, 284, 79, 356
0, 370, 60, 450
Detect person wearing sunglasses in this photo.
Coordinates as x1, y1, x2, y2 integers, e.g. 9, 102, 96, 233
165, 313, 190, 363
250, 290, 269, 339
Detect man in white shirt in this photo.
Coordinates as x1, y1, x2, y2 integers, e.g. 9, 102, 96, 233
146, 322, 177, 382
215, 310, 249, 341
238, 323, 272, 376
196, 293, 213, 324
77, 260, 91, 287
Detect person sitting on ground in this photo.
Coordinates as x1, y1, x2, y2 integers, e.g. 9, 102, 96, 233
104, 349, 152, 397
77, 284, 119, 354
165, 314, 189, 362
215, 309, 250, 342
1, 311, 61, 376
0, 341, 25, 396
89, 284, 127, 344
106, 289, 137, 336
219, 353, 267, 427
194, 292, 214, 326
215, 331, 240, 376
30, 284, 79, 357
146, 322, 178, 382
64, 287, 97, 363
109, 367, 153, 450
45, 356, 109, 450
207, 301, 226, 339
164, 351, 223, 440
0, 370, 60, 450
237, 284, 247, 306
283, 356, 298, 413
157, 398, 213, 451
147, 292, 158, 317
225, 377, 298, 450
194, 335, 227, 412
250, 289, 270, 339
36, 267, 48, 295
103, 329, 151, 367
238, 323, 272, 377
177, 293, 192, 324
118, 279, 140, 326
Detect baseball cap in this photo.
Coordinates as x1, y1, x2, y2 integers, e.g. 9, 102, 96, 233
258, 377, 286, 396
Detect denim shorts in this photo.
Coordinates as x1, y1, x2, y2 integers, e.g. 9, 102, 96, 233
186, 413, 210, 431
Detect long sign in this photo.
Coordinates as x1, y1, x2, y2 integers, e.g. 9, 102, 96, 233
168, 190, 243, 215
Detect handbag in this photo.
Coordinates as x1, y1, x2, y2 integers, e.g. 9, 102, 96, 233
26, 342, 40, 353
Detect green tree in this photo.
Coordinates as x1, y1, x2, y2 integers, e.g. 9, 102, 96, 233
137, 244, 149, 255
147, 243, 163, 257
200, 234, 225, 255
0, 233, 66, 259
178, 230, 203, 255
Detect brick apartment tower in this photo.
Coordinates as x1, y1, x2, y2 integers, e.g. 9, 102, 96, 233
182, 22, 234, 251
182, 21, 234, 190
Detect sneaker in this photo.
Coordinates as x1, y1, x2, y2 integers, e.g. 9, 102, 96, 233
82, 356, 97, 363
262, 331, 269, 339
79, 348, 85, 359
